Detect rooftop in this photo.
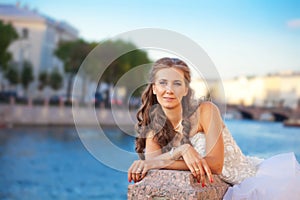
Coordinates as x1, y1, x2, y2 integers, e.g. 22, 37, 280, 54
0, 4, 78, 36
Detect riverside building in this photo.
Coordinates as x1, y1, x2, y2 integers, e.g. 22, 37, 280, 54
0, 3, 78, 97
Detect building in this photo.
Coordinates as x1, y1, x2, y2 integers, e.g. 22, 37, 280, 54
222, 76, 265, 106
190, 70, 300, 110
0, 3, 78, 97
222, 72, 300, 109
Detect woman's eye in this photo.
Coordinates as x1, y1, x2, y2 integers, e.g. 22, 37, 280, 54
159, 81, 167, 85
174, 82, 182, 86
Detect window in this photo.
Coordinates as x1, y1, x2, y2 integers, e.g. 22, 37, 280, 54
22, 28, 28, 39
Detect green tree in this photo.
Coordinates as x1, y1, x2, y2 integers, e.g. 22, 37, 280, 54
98, 40, 151, 85
0, 20, 18, 72
54, 39, 93, 102
79, 39, 151, 106
21, 60, 34, 94
97, 40, 151, 104
38, 71, 48, 90
5, 63, 19, 88
0, 20, 19, 91
49, 68, 63, 91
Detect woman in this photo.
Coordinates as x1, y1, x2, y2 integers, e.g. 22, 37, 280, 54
128, 57, 300, 199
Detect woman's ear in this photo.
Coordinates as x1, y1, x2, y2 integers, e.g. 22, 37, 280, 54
152, 85, 156, 95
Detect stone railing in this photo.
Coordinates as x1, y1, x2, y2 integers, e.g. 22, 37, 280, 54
128, 170, 230, 200
0, 104, 137, 126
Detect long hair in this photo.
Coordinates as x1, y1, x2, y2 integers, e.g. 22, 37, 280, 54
135, 57, 201, 159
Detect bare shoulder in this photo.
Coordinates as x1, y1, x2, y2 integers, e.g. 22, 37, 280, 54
197, 101, 223, 131
188, 101, 222, 134
198, 101, 220, 115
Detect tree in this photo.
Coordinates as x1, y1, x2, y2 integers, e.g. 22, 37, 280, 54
98, 40, 151, 86
0, 20, 19, 91
76, 39, 152, 107
38, 71, 48, 91
49, 68, 63, 91
97, 40, 151, 105
0, 20, 18, 72
5, 63, 19, 89
21, 60, 34, 94
54, 39, 93, 102
55, 39, 151, 105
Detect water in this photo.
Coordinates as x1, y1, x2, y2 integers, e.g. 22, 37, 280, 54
225, 119, 300, 160
0, 120, 299, 200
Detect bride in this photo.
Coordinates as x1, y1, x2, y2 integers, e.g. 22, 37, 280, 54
127, 57, 300, 199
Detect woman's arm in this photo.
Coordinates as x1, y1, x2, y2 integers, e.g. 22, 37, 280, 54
128, 139, 191, 183
144, 136, 190, 169
199, 102, 225, 174
144, 102, 224, 174
128, 102, 225, 184
129, 137, 212, 184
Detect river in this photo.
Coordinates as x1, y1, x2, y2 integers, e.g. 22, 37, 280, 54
0, 119, 299, 199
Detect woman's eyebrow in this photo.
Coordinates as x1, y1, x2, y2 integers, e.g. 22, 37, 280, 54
157, 78, 183, 82
157, 78, 167, 81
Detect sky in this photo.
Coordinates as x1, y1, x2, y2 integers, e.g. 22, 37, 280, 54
1, 0, 299, 79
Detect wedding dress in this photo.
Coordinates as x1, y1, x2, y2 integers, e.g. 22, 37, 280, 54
190, 126, 300, 200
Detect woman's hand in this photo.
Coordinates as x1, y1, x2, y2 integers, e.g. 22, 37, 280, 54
180, 144, 213, 187
128, 160, 152, 183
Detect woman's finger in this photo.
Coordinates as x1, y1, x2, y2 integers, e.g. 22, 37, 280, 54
134, 172, 141, 183
128, 162, 136, 183
201, 159, 213, 183
191, 162, 200, 178
129, 161, 140, 183
186, 162, 197, 177
128, 160, 150, 183
128, 172, 134, 183
134, 162, 144, 182
194, 167, 201, 183
193, 163, 202, 183
197, 164, 206, 187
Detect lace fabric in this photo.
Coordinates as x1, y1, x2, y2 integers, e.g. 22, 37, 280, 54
190, 126, 300, 199
190, 126, 263, 185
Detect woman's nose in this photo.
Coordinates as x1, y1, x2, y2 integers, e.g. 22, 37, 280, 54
165, 84, 174, 93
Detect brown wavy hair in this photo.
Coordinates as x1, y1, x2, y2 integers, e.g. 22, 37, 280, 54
135, 57, 202, 159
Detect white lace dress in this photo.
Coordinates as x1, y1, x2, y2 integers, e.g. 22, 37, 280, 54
190, 126, 300, 200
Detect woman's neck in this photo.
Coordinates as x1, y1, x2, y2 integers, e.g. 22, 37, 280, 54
162, 106, 183, 128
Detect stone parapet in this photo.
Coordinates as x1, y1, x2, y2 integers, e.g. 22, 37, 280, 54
0, 104, 137, 126
128, 169, 230, 200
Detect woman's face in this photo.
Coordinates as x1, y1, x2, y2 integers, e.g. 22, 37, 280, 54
152, 67, 188, 109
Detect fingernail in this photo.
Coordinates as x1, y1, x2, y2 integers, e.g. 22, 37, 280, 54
210, 178, 214, 183
197, 179, 200, 183
202, 183, 205, 187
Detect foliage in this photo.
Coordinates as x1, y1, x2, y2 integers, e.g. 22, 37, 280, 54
97, 39, 151, 86
54, 39, 93, 101
54, 38, 151, 103
0, 20, 18, 71
49, 69, 63, 91
5, 63, 19, 86
54, 39, 93, 74
21, 60, 34, 90
38, 71, 48, 90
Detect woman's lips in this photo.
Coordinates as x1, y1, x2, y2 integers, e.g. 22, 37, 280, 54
163, 97, 176, 101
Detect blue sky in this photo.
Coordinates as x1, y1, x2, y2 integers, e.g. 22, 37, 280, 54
1, 0, 299, 79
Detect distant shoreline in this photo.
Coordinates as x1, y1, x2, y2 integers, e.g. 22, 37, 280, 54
0, 104, 137, 127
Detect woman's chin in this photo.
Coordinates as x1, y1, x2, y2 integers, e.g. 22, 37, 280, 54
161, 103, 179, 110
